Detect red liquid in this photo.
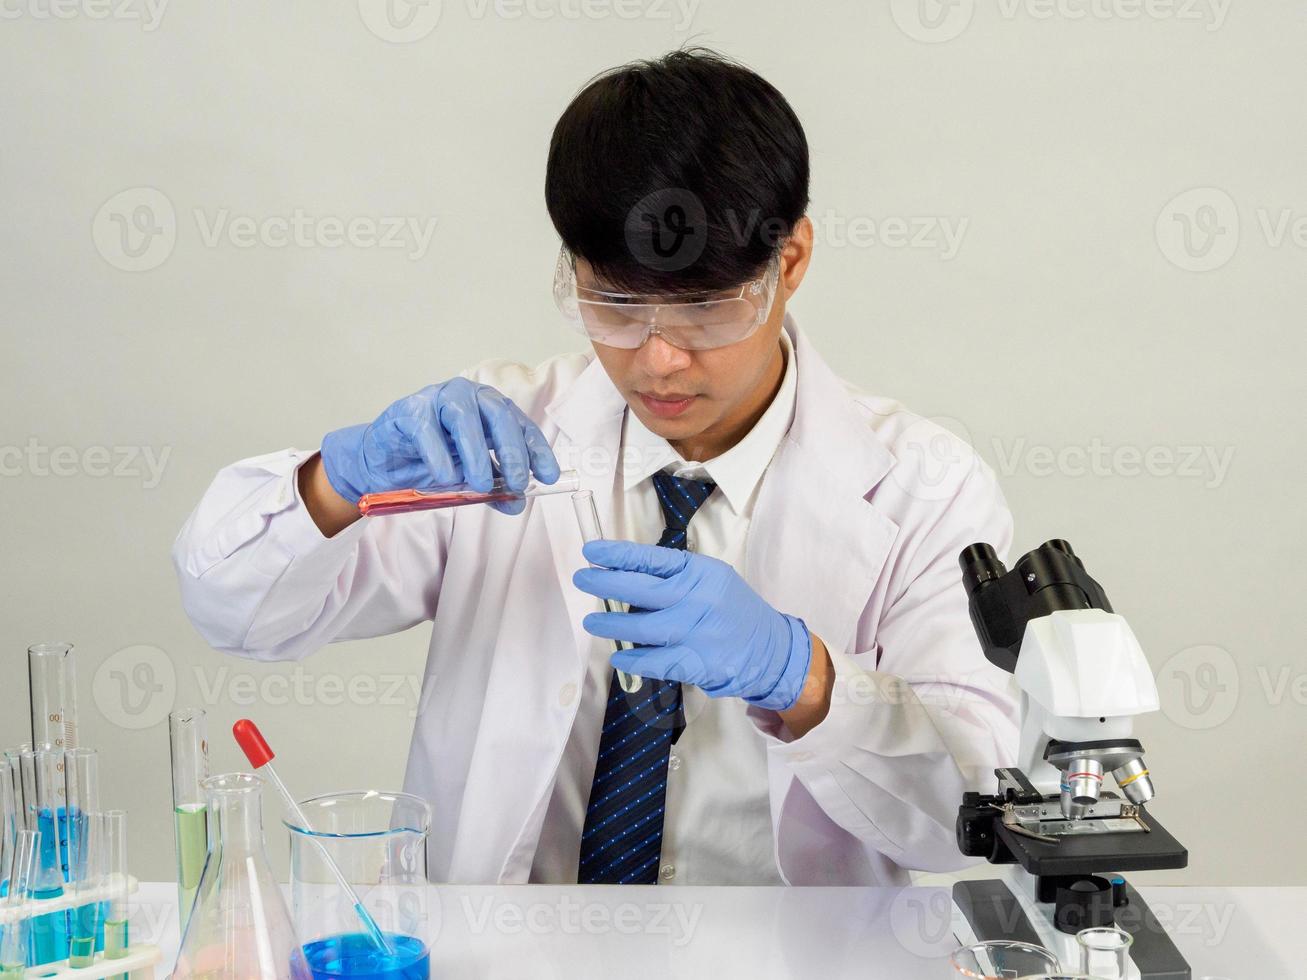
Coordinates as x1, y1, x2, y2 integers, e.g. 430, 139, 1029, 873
358, 488, 521, 516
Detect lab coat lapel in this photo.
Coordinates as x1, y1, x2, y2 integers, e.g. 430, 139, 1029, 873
747, 324, 900, 657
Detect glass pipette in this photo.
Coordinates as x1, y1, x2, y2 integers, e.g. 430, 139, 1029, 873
232, 719, 395, 957
572, 490, 642, 694
359, 469, 581, 516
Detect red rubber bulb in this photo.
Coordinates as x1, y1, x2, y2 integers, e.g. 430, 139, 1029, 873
233, 718, 275, 769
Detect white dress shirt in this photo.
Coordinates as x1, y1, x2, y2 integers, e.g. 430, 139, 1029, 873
529, 330, 799, 885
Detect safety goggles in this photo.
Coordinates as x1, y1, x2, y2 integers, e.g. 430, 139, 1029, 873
553, 246, 781, 351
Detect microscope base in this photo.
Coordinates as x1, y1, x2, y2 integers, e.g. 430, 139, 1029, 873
953, 871, 1191, 980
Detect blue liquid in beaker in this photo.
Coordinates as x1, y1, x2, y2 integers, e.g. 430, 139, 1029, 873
302, 933, 429, 980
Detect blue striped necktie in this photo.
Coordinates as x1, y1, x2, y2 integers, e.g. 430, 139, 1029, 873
577, 471, 717, 885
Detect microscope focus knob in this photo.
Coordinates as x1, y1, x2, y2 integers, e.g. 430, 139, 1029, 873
1053, 876, 1115, 934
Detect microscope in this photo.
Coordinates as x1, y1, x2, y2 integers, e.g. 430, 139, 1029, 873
950, 540, 1191, 979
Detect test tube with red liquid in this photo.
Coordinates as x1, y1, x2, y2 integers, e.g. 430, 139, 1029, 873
358, 470, 580, 516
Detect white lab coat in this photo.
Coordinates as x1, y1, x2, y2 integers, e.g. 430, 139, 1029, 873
173, 319, 1018, 886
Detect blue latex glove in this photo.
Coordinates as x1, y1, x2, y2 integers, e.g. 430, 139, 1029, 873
320, 378, 560, 514
573, 540, 813, 711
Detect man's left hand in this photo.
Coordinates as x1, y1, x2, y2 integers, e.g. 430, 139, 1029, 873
574, 539, 813, 711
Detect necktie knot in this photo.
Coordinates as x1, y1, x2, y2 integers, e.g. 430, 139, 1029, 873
651, 472, 716, 539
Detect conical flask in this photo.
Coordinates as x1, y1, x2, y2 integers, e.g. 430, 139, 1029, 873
173, 773, 311, 979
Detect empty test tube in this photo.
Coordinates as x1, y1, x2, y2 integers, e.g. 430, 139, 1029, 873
572, 489, 642, 694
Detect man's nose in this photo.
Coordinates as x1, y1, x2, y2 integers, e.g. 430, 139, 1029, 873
634, 331, 692, 375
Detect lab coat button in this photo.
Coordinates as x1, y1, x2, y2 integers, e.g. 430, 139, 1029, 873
790, 750, 813, 762
668, 754, 682, 771
558, 683, 577, 707
659, 863, 676, 881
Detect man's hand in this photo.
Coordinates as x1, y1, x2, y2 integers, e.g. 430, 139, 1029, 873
573, 540, 815, 712
306, 378, 561, 534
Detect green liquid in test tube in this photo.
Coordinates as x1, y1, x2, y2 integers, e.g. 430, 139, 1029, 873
170, 708, 210, 938
103, 810, 130, 980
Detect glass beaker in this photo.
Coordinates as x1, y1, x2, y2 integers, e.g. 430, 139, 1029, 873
951, 940, 1061, 978
1077, 925, 1133, 979
174, 773, 310, 979
286, 791, 432, 980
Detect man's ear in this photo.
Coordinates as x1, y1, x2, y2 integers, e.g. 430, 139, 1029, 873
780, 215, 814, 297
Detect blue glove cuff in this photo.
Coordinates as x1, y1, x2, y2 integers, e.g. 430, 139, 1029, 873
319, 423, 369, 504
744, 614, 813, 712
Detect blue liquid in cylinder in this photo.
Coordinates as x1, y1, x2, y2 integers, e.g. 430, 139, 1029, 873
302, 933, 429, 980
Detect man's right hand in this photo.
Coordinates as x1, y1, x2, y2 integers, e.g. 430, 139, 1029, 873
303, 379, 561, 535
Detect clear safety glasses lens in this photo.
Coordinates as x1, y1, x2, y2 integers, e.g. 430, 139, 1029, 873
553, 249, 780, 351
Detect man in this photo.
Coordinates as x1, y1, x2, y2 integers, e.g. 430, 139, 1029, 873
173, 49, 1017, 886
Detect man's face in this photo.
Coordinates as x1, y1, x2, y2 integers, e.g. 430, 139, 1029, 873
578, 258, 789, 449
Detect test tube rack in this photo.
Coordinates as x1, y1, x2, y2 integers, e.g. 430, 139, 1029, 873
0, 875, 160, 979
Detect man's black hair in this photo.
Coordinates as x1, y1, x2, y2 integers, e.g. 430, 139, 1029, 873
545, 47, 809, 293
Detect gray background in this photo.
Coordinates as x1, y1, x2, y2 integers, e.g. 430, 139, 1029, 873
0, 0, 1302, 891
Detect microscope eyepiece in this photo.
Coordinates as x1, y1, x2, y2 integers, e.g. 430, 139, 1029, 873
959, 542, 1006, 596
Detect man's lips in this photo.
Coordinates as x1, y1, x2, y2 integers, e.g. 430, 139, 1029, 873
637, 392, 698, 418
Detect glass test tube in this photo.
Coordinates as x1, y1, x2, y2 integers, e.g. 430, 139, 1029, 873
0, 762, 12, 896
0, 829, 40, 978
31, 748, 68, 964
65, 748, 101, 964
18, 751, 37, 835
69, 811, 105, 968
572, 489, 642, 694
103, 810, 130, 969
169, 708, 210, 937
28, 642, 79, 752
2, 749, 28, 832
359, 469, 581, 516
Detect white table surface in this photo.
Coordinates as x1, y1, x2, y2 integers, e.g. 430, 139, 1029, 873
133, 881, 1302, 978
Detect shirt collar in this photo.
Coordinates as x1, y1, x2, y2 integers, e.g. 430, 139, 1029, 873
619, 328, 798, 515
